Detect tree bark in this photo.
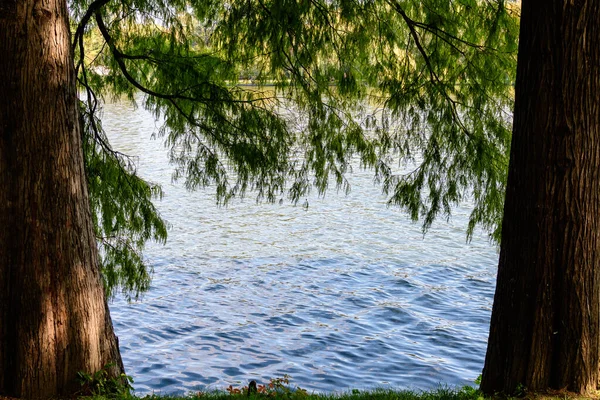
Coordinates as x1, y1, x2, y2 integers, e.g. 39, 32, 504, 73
481, 0, 600, 395
0, 0, 124, 397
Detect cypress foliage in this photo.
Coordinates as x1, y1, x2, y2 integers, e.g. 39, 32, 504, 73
81, 102, 167, 299
70, 0, 518, 297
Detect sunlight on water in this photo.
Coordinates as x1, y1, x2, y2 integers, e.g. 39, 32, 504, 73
104, 98, 499, 395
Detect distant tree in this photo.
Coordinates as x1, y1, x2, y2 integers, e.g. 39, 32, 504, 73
0, 0, 516, 396
481, 0, 600, 395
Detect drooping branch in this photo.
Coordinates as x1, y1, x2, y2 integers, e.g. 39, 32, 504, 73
76, 15, 133, 165
94, 12, 269, 106
385, 0, 472, 138
72, 0, 111, 53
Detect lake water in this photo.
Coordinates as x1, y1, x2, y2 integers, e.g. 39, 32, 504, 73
103, 99, 499, 395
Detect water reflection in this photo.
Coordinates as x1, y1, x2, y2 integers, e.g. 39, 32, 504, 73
104, 99, 498, 395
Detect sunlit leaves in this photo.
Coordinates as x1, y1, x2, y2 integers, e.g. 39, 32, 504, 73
72, 0, 518, 298
218, 0, 518, 241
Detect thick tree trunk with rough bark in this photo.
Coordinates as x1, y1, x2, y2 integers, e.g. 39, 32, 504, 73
0, 0, 124, 397
481, 0, 600, 395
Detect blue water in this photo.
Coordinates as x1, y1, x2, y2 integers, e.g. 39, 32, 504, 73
103, 99, 499, 395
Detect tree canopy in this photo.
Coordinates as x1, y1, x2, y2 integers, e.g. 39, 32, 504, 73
70, 0, 519, 298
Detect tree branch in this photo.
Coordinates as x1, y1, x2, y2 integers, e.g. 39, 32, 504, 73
72, 0, 111, 52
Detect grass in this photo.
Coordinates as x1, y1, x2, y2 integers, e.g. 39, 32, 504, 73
81, 387, 600, 400
75, 369, 599, 400
78, 383, 600, 400
92, 387, 484, 400
0, 384, 594, 400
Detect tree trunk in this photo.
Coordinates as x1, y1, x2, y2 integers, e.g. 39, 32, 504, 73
0, 0, 125, 397
481, 0, 600, 395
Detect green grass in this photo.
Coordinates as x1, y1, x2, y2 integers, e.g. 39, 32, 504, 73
77, 370, 594, 400
76, 368, 482, 400
82, 386, 486, 400
81, 385, 600, 400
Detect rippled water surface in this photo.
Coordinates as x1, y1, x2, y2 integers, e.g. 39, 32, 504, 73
104, 99, 499, 395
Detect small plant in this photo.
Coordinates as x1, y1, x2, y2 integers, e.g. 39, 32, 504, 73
514, 382, 526, 397
226, 385, 244, 395
77, 363, 134, 398
458, 384, 480, 398
457, 375, 484, 399
227, 375, 307, 398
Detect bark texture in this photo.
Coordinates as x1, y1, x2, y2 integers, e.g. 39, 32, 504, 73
481, 0, 600, 395
0, 0, 124, 397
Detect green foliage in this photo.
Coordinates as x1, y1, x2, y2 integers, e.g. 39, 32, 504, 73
81, 102, 167, 300
460, 378, 482, 399
77, 363, 134, 398
70, 0, 518, 296
218, 0, 519, 241
456, 386, 480, 400
513, 383, 526, 398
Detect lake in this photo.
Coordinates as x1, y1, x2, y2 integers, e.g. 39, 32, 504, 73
103, 98, 499, 395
